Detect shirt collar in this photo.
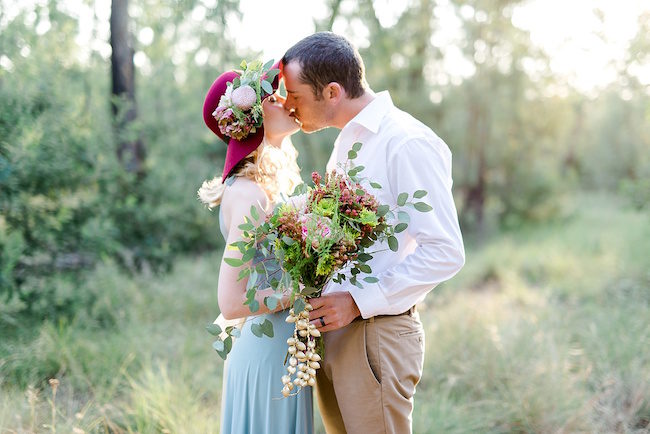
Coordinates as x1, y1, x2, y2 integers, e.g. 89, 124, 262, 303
345, 90, 393, 135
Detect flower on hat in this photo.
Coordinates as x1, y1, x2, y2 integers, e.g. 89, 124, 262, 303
212, 59, 279, 142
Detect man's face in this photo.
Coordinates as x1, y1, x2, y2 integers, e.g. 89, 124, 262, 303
282, 61, 331, 133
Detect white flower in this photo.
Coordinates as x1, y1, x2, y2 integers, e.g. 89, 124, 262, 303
231, 85, 257, 111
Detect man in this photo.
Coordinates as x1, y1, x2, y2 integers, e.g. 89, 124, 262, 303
281, 32, 465, 434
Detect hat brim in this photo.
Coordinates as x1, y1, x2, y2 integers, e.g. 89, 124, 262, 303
202, 61, 282, 180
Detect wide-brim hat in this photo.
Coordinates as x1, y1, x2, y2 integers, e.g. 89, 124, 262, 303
203, 61, 281, 180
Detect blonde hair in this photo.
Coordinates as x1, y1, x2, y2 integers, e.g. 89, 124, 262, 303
198, 137, 302, 208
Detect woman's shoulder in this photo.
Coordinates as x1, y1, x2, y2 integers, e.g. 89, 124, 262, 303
221, 177, 269, 214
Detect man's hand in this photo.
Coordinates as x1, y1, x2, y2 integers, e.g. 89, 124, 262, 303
308, 292, 361, 332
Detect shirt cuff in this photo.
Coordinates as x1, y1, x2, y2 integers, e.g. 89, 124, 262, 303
347, 282, 390, 319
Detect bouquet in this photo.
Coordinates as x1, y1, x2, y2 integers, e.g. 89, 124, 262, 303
207, 143, 432, 396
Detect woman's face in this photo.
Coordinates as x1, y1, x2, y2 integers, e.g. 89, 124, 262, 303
262, 94, 299, 141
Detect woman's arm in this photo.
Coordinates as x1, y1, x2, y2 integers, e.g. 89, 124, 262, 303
217, 179, 291, 320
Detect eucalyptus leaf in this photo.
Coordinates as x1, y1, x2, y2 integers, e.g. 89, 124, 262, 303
265, 295, 279, 310
358, 253, 373, 262
398, 211, 411, 223
251, 323, 263, 337
352, 142, 363, 152
224, 336, 233, 353
413, 190, 427, 199
397, 192, 408, 206
212, 340, 224, 352
348, 150, 357, 160
261, 79, 273, 95
206, 323, 222, 336
356, 189, 366, 196
377, 205, 390, 217
358, 264, 372, 273
388, 236, 399, 252
249, 299, 260, 313
293, 297, 306, 313
414, 202, 433, 212
261, 319, 274, 337
262, 59, 274, 71
363, 276, 379, 283
370, 182, 382, 189
395, 223, 408, 233
281, 236, 296, 245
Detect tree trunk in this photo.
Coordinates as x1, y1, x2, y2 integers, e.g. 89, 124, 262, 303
110, 0, 146, 178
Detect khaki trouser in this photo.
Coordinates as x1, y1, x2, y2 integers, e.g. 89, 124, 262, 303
316, 311, 425, 434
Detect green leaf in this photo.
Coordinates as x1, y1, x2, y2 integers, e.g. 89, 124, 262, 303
292, 183, 308, 195
242, 248, 256, 263
281, 236, 296, 245
397, 192, 408, 206
263, 59, 275, 71
228, 326, 241, 338
232, 77, 241, 87
370, 182, 382, 189
353, 165, 365, 173
414, 202, 433, 212
237, 268, 251, 281
351, 267, 360, 275
238, 222, 254, 231
265, 68, 280, 81
293, 297, 306, 313
224, 257, 244, 267
301, 286, 321, 297
230, 241, 247, 253
377, 205, 390, 217
212, 340, 224, 352
394, 223, 408, 233
348, 150, 357, 160
388, 236, 399, 252
413, 190, 427, 199
224, 336, 233, 353
251, 323, 263, 337
352, 142, 363, 152
249, 299, 260, 313
356, 189, 366, 196
261, 319, 274, 337
264, 295, 279, 310
250, 205, 260, 221
261, 79, 273, 95
206, 323, 222, 336
358, 264, 372, 273
363, 276, 379, 283
398, 211, 410, 223
358, 253, 373, 262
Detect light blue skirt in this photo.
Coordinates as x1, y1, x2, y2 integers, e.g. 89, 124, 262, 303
220, 309, 314, 434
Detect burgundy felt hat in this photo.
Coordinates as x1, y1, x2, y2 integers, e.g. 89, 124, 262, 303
203, 61, 281, 180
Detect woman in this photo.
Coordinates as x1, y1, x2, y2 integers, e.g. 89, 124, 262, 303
198, 63, 313, 434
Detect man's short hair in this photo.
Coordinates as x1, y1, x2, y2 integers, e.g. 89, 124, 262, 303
282, 32, 367, 99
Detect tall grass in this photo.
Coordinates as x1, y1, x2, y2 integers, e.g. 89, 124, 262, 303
1, 194, 648, 433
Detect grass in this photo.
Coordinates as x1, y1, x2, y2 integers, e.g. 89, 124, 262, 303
1, 193, 649, 433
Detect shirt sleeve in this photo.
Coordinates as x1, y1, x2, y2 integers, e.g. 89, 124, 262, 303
347, 135, 465, 318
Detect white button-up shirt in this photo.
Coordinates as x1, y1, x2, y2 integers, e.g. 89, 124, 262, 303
323, 91, 465, 318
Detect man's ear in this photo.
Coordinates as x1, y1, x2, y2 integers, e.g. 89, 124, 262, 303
322, 82, 344, 104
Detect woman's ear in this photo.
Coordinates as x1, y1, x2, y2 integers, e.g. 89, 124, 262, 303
322, 82, 344, 103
